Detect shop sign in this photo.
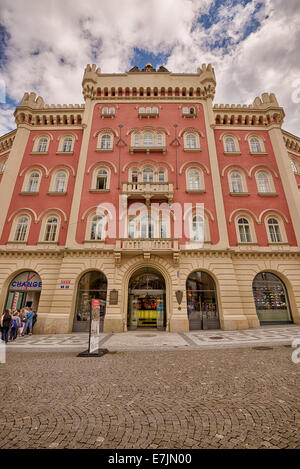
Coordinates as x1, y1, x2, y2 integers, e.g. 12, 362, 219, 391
10, 272, 42, 291
89, 299, 101, 353
60, 280, 71, 289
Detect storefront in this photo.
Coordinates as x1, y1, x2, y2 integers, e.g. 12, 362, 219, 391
5, 271, 42, 312
127, 268, 166, 330
252, 272, 293, 324
73, 270, 107, 332
186, 271, 220, 330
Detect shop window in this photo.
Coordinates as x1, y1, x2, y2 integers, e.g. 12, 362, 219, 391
186, 271, 220, 330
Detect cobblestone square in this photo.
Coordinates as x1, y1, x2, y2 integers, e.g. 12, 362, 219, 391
0, 345, 299, 449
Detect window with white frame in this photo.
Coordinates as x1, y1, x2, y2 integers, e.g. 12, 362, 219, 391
132, 131, 164, 148
256, 171, 271, 193
156, 133, 163, 147
143, 132, 153, 147
0, 159, 7, 173
192, 215, 204, 241
182, 107, 196, 116
98, 133, 112, 150
141, 214, 154, 238
267, 218, 282, 243
290, 159, 298, 173
131, 169, 139, 183
128, 217, 136, 238
237, 217, 252, 243
249, 137, 263, 153
27, 171, 40, 192
96, 169, 108, 190
54, 171, 67, 192
14, 216, 30, 242
158, 169, 165, 182
90, 215, 104, 240
37, 137, 49, 153
187, 168, 202, 191
230, 171, 243, 193
185, 133, 197, 149
224, 136, 237, 152
102, 107, 115, 116
44, 216, 59, 242
62, 137, 73, 152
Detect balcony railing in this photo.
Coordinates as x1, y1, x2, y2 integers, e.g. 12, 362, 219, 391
116, 238, 178, 251
129, 145, 166, 155
122, 181, 174, 203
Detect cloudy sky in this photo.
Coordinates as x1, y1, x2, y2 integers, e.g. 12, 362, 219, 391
0, 0, 299, 135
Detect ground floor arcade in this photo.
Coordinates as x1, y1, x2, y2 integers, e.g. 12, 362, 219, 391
0, 249, 299, 334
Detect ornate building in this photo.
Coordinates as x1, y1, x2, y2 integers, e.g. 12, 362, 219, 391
0, 62, 300, 334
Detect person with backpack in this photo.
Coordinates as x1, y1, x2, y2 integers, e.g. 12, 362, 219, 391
1, 310, 12, 344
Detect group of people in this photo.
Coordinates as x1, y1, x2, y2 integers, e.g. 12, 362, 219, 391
0, 306, 37, 344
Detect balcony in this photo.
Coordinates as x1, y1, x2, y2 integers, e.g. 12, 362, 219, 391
115, 238, 179, 263
129, 145, 166, 155
122, 181, 174, 204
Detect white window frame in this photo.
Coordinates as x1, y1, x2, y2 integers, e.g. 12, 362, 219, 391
265, 216, 287, 244
186, 167, 204, 191
10, 215, 31, 242
92, 166, 111, 190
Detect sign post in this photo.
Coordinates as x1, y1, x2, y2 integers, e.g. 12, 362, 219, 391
77, 298, 108, 358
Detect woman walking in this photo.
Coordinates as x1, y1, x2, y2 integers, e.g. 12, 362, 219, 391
1, 310, 12, 344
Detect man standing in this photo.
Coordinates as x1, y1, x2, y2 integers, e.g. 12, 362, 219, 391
22, 307, 34, 336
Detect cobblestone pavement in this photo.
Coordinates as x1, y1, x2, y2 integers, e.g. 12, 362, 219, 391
0, 346, 299, 449
6, 324, 300, 351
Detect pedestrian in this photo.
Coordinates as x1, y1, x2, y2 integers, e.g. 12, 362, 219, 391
19, 308, 26, 336
1, 309, 12, 344
22, 306, 34, 336
32, 310, 37, 331
9, 310, 20, 341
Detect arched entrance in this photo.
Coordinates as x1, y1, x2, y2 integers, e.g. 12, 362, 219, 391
186, 271, 220, 330
252, 272, 293, 324
5, 271, 42, 312
127, 268, 166, 330
73, 270, 107, 332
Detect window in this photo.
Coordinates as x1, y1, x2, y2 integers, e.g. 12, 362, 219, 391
225, 137, 236, 152
109, 108, 115, 115
158, 169, 165, 182
27, 172, 40, 192
160, 216, 169, 238
185, 133, 197, 149
290, 160, 298, 173
230, 172, 243, 193
141, 214, 154, 238
44, 216, 59, 242
192, 215, 204, 241
90, 216, 104, 240
96, 169, 108, 190
188, 169, 201, 190
131, 170, 138, 183
134, 134, 140, 147
62, 137, 73, 152
102, 107, 115, 116
54, 172, 67, 192
156, 133, 163, 147
128, 218, 136, 239
37, 137, 48, 153
237, 218, 251, 243
182, 107, 195, 116
0, 159, 7, 174
99, 134, 112, 150
267, 218, 282, 243
14, 216, 29, 242
143, 132, 153, 147
256, 171, 271, 193
250, 137, 262, 153
152, 107, 158, 114
143, 168, 154, 184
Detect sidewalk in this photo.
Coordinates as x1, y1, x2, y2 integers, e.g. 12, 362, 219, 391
5, 324, 300, 351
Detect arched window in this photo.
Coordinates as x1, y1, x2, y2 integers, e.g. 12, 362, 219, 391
158, 169, 165, 182
62, 137, 73, 152
267, 218, 282, 243
237, 218, 251, 243
249, 137, 262, 153
27, 172, 40, 192
134, 134, 140, 147
128, 217, 136, 239
152, 107, 158, 114
96, 169, 108, 190
143, 132, 153, 147
141, 214, 154, 238
90, 216, 104, 240
102, 107, 108, 115
44, 216, 59, 242
230, 171, 243, 193
146, 107, 151, 114
156, 133, 163, 147
100, 134, 112, 149
54, 171, 67, 192
185, 133, 197, 149
37, 137, 48, 153
188, 169, 201, 190
290, 160, 298, 173
192, 215, 204, 241
256, 171, 271, 193
14, 216, 29, 242
160, 216, 169, 238
143, 168, 154, 182
131, 169, 138, 183
139, 107, 145, 114
225, 137, 236, 152
109, 107, 115, 115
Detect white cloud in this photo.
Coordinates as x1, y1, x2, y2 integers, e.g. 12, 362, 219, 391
0, 0, 299, 135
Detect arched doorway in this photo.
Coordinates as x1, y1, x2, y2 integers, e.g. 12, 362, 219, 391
73, 270, 107, 332
5, 271, 42, 312
186, 271, 220, 330
127, 268, 166, 330
252, 272, 293, 324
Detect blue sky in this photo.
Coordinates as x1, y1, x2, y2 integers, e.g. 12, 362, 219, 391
0, 0, 299, 135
